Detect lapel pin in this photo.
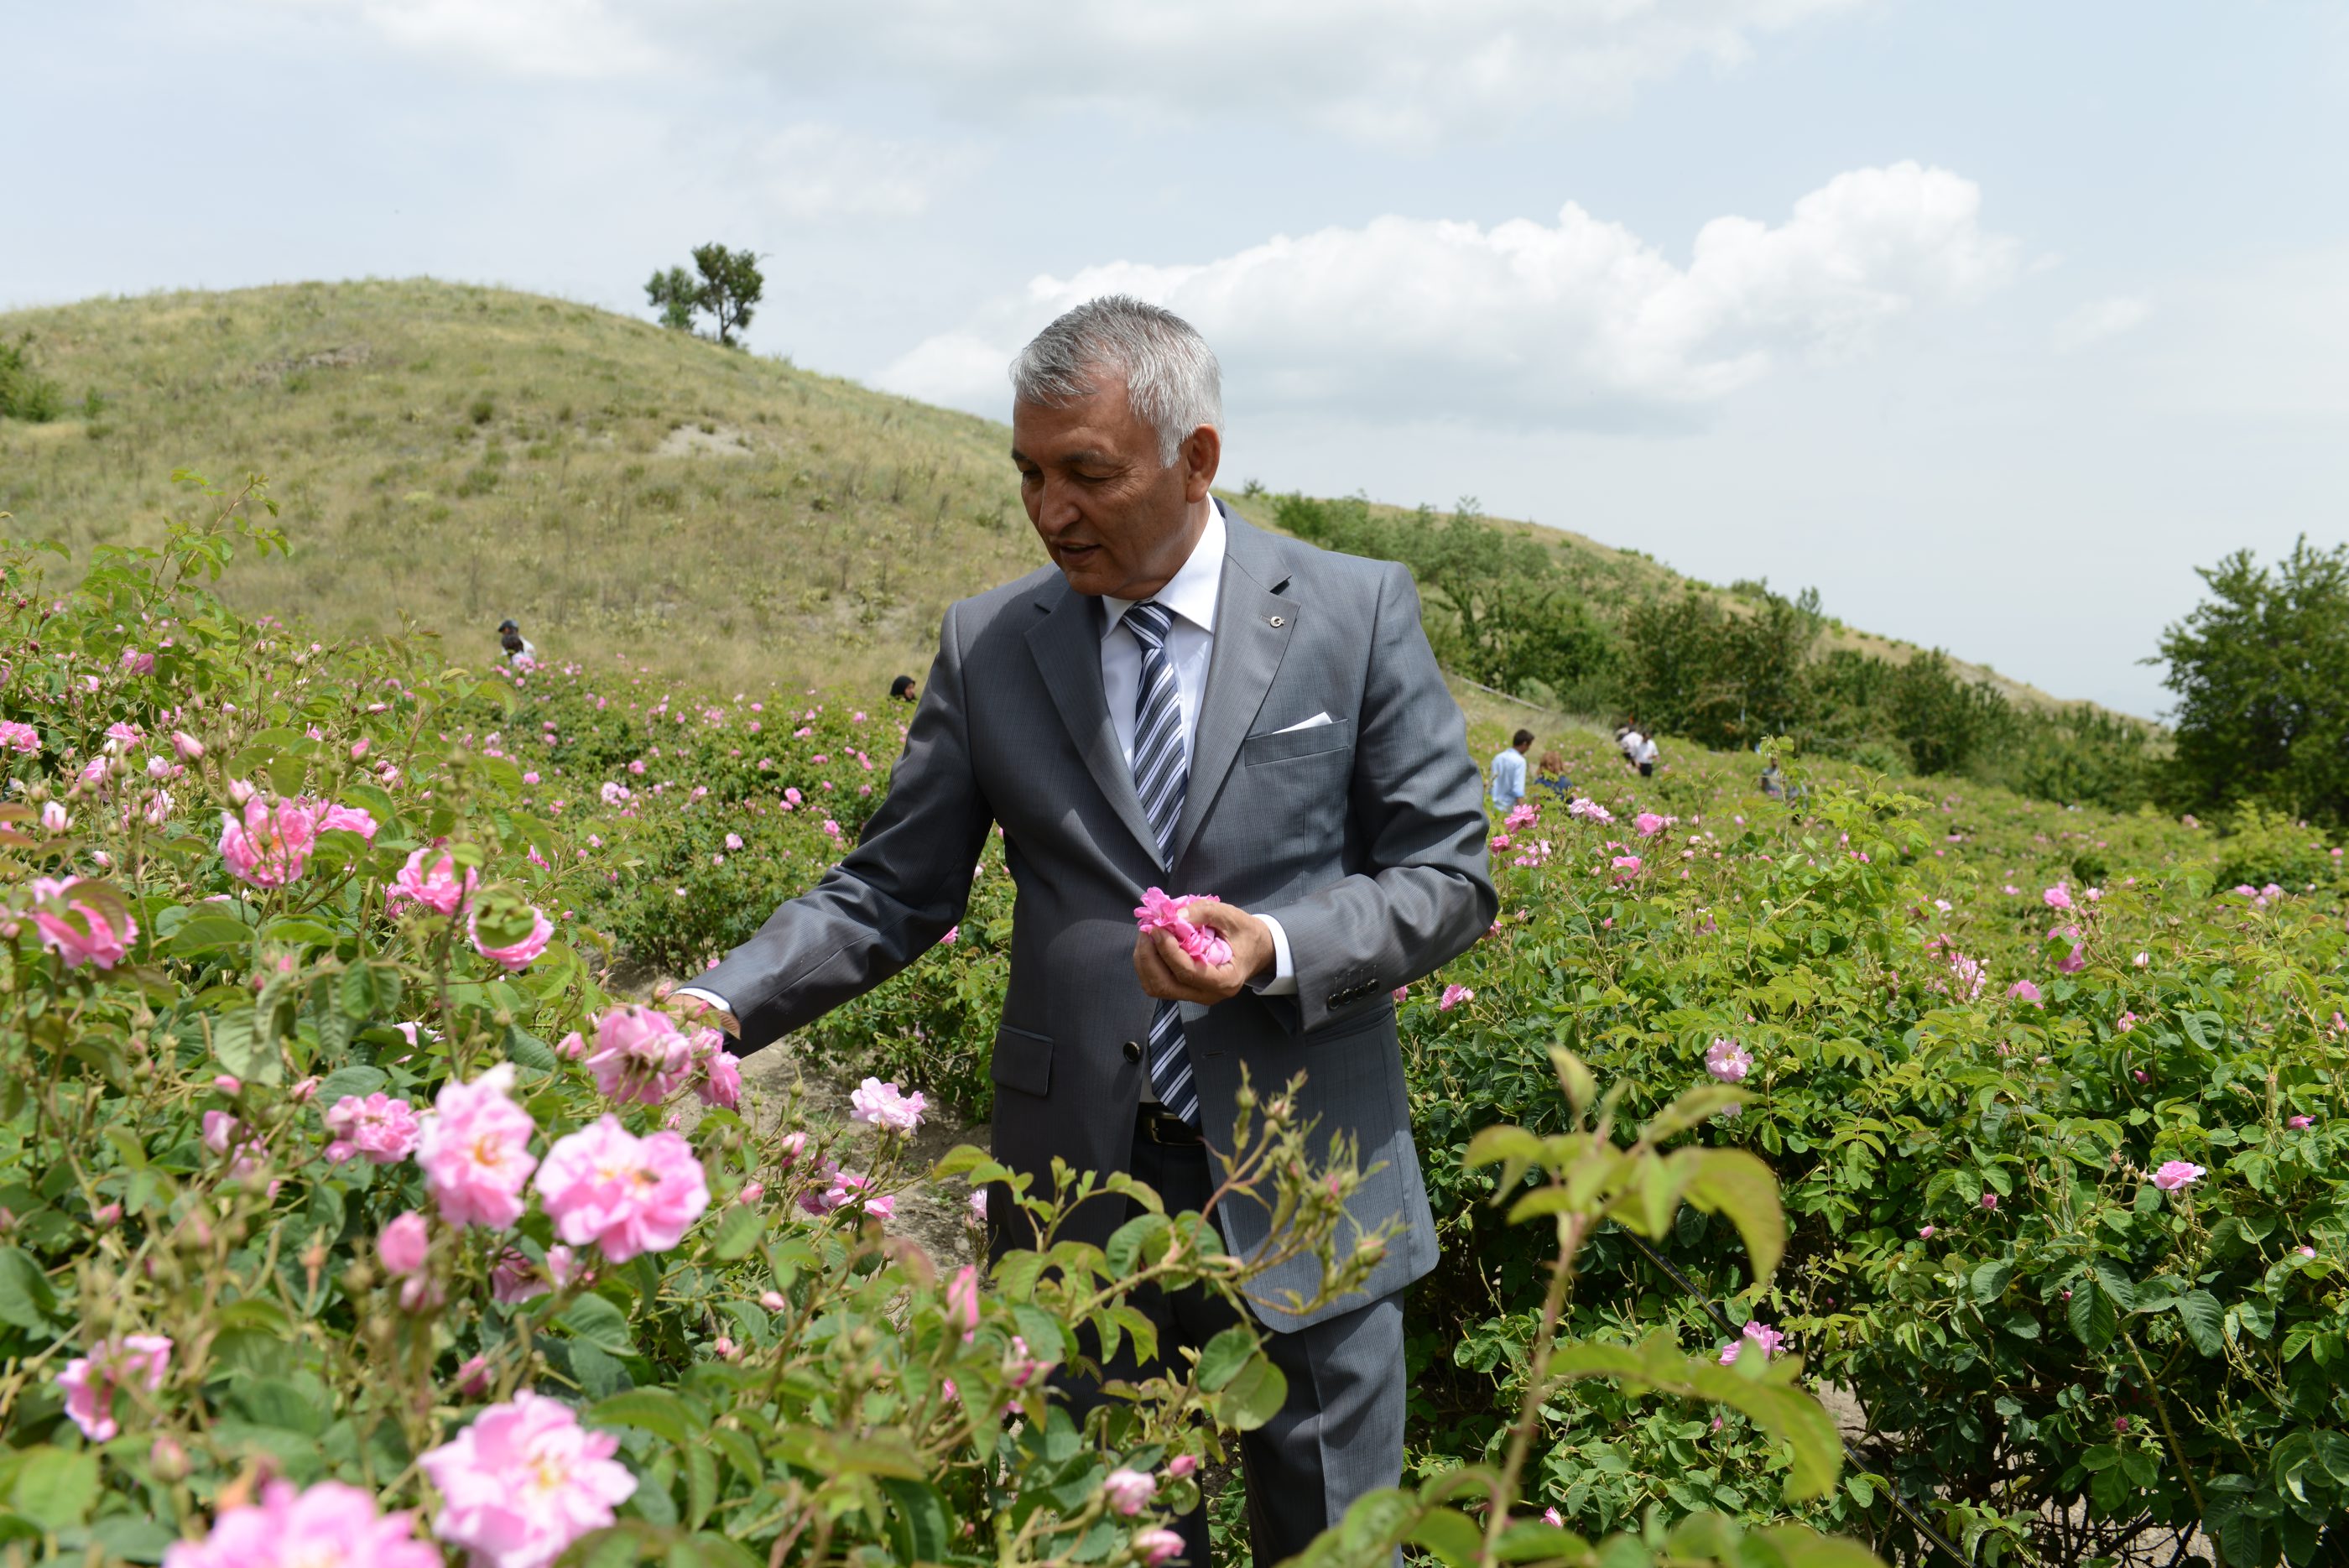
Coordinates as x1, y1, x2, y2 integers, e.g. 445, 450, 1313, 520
1268, 615, 1285, 628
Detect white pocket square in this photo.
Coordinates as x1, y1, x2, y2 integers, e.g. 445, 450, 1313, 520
1272, 711, 1334, 734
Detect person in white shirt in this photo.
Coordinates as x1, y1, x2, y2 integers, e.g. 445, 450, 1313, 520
1617, 723, 1643, 766
1490, 727, 1533, 810
497, 617, 537, 666
1636, 732, 1660, 778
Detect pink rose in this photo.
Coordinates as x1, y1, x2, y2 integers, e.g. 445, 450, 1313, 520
161, 1479, 437, 1568
1438, 983, 1474, 1012
1102, 1468, 1157, 1517
378, 1211, 430, 1278
414, 1065, 539, 1229
2042, 883, 2073, 910
534, 1115, 711, 1263
849, 1076, 926, 1133
584, 1005, 696, 1105
55, 1334, 172, 1443
1717, 1321, 1784, 1366
218, 795, 320, 888
2152, 1160, 2206, 1192
419, 1391, 638, 1568
1704, 1038, 1752, 1084
27, 875, 138, 969
315, 801, 380, 841
388, 847, 478, 916
945, 1263, 980, 1341
468, 901, 552, 972
323, 1093, 422, 1164
1133, 1529, 1186, 1567
1133, 888, 1234, 968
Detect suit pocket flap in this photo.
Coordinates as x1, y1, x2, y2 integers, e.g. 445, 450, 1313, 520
990, 1022, 1052, 1097
1242, 716, 1355, 766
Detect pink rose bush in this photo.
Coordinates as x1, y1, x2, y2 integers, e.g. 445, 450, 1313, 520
419, 1391, 638, 1568
1133, 887, 1233, 969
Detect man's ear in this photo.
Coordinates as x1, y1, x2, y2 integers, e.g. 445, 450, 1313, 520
1181, 425, 1221, 503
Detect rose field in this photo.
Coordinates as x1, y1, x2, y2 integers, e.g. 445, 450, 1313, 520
0, 478, 2341, 1568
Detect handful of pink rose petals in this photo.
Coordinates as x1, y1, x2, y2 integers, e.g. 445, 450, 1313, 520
1133, 888, 1234, 968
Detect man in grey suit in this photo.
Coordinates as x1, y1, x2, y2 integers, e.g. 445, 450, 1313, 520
674, 296, 1493, 1563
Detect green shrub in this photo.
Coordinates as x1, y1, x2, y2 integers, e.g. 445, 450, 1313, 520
0, 334, 63, 423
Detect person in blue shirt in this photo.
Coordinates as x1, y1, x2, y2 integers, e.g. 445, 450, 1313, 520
1534, 749, 1572, 802
1489, 728, 1534, 811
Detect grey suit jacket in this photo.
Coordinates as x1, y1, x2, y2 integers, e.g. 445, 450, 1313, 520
702, 505, 1496, 1328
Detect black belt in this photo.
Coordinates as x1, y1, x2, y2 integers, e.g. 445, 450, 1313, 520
1136, 1105, 1204, 1147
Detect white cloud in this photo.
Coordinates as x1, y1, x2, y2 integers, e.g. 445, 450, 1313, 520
746, 124, 984, 221
278, 0, 660, 78
2051, 294, 2152, 353
878, 162, 2018, 428
265, 0, 1872, 141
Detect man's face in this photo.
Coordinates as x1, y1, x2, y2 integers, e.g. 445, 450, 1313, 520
1012, 377, 1218, 600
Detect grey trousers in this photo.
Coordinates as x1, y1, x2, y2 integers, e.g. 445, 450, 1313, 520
1056, 1127, 1406, 1566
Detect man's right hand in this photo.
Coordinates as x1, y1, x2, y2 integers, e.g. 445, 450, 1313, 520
655, 983, 741, 1039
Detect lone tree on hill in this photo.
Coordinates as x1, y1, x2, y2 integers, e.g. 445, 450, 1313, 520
645, 243, 764, 347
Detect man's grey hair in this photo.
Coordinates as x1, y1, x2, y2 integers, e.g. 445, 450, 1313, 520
1009, 295, 1222, 466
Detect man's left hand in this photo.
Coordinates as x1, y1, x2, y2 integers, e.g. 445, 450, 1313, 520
1134, 899, 1274, 1005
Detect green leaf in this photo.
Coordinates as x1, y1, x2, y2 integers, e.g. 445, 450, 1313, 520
588, 1388, 695, 1446
211, 1008, 285, 1086
1196, 1325, 1258, 1393
1407, 1507, 1486, 1567
2067, 1284, 2117, 1351
2174, 1289, 2225, 1356
1758, 1524, 1889, 1568
2091, 1259, 2140, 1311
505, 1026, 559, 1072
1213, 1352, 1289, 1431
1550, 1336, 1842, 1502
0, 1248, 59, 1331
340, 962, 402, 1022
683, 1442, 718, 1530
10, 1447, 98, 1531
560, 1295, 638, 1357
1681, 1147, 1785, 1286
706, 1205, 764, 1263
312, 1065, 389, 1105
1969, 1261, 2013, 1305
879, 1478, 952, 1563
162, 915, 255, 955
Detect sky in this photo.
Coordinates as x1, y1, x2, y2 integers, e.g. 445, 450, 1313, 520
8, 0, 2348, 718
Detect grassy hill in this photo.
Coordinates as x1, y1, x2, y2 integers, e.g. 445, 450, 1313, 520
2, 277, 2096, 713
0, 278, 1037, 695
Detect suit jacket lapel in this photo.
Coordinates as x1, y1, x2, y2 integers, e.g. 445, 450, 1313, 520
1169, 511, 1299, 867
1025, 579, 1163, 864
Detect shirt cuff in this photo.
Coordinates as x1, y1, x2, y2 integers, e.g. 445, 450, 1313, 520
673, 986, 740, 1037
1249, 914, 1298, 996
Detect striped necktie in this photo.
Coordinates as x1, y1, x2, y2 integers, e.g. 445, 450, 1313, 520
1122, 601, 1200, 1127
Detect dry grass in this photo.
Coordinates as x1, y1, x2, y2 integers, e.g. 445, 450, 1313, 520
0, 278, 1041, 695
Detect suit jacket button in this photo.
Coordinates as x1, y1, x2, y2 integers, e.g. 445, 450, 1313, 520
1122, 1039, 1143, 1063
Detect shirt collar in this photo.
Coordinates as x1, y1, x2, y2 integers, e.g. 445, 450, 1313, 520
1101, 501, 1227, 642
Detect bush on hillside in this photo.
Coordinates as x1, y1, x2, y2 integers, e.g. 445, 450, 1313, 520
0, 334, 64, 424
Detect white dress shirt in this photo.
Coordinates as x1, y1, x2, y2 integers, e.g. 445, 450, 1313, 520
681, 498, 1295, 1030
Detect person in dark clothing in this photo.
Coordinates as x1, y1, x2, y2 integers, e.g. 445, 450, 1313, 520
889, 675, 919, 703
